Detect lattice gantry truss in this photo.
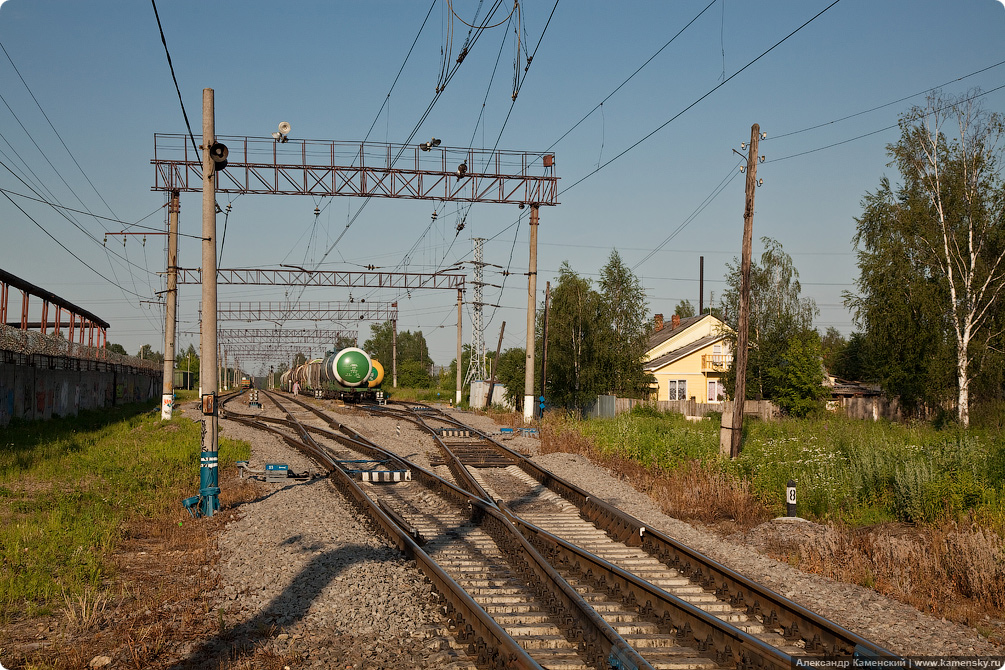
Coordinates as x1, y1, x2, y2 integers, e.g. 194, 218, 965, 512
216, 301, 397, 323
152, 136, 558, 207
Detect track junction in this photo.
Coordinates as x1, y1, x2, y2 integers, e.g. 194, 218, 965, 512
217, 389, 908, 670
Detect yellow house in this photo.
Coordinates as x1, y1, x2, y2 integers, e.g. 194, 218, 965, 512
643, 313, 733, 403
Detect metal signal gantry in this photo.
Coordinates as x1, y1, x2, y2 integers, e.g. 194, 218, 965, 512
216, 301, 397, 323
174, 268, 464, 291
211, 328, 358, 346
151, 135, 558, 207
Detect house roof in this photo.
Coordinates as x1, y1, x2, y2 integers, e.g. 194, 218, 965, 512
825, 376, 882, 397
644, 333, 727, 372
646, 314, 706, 351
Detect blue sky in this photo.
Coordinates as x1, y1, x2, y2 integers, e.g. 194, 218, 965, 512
1, 0, 1003, 371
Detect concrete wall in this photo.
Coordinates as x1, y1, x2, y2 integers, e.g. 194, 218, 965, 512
469, 380, 515, 410
0, 349, 161, 426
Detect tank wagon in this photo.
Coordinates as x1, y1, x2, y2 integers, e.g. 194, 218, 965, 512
280, 347, 385, 402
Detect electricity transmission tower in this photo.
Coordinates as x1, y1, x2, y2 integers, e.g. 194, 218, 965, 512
464, 238, 490, 385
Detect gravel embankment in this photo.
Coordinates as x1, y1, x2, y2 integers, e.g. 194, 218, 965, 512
206, 399, 1000, 668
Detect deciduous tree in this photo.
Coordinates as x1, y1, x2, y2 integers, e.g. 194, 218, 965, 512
849, 92, 1005, 425
720, 237, 819, 405
598, 250, 651, 398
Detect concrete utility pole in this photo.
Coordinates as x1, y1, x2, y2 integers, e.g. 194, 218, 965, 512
199, 88, 220, 517
540, 281, 550, 412
728, 123, 761, 459
523, 204, 539, 423
392, 316, 397, 388
161, 189, 179, 420
456, 289, 463, 406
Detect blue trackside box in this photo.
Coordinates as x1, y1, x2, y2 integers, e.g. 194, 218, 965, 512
265, 463, 289, 483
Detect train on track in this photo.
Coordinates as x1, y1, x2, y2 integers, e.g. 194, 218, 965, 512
280, 347, 385, 402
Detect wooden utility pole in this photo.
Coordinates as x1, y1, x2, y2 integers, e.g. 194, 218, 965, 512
486, 321, 505, 406
161, 190, 179, 420
699, 256, 704, 316
729, 123, 761, 459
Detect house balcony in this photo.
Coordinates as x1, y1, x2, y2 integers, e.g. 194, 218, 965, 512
701, 354, 732, 372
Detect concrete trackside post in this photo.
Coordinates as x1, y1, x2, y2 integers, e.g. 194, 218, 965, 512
199, 88, 220, 517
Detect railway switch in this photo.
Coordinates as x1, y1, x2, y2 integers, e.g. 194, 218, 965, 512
236, 461, 313, 483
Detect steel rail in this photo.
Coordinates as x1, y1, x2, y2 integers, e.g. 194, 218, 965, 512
508, 512, 792, 670
383, 402, 909, 664
221, 392, 545, 670
229, 392, 656, 669
268, 394, 663, 668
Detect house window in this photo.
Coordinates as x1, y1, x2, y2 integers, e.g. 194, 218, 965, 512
708, 380, 724, 403
667, 379, 687, 400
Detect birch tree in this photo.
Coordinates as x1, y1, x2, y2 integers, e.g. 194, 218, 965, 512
886, 92, 1005, 426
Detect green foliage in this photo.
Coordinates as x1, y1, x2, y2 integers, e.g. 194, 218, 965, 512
819, 327, 846, 374
719, 237, 821, 407
673, 299, 695, 318
847, 92, 1005, 424
136, 344, 163, 363
545, 262, 606, 409
769, 331, 828, 417
575, 406, 719, 468
845, 176, 956, 412
544, 252, 650, 410
735, 418, 1002, 523
598, 250, 651, 398
495, 347, 527, 407
105, 342, 127, 356
0, 404, 250, 620
363, 321, 433, 371
554, 406, 1004, 528
397, 360, 432, 388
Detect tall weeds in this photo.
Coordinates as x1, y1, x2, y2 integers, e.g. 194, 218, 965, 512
536, 408, 1005, 636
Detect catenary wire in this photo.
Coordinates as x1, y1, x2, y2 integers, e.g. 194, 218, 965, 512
559, 0, 843, 197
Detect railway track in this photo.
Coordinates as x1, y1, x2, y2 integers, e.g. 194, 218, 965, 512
220, 391, 908, 670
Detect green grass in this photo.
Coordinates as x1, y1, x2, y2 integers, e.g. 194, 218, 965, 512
551, 405, 1005, 529
0, 402, 250, 621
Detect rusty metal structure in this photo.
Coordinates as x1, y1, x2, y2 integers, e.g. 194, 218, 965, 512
151, 135, 558, 206
211, 328, 358, 346
1, 268, 109, 355
216, 301, 397, 323
174, 267, 464, 291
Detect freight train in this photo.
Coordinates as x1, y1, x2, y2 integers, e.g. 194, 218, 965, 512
280, 347, 385, 403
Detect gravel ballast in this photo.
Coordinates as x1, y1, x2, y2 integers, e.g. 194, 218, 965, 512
206, 399, 1000, 667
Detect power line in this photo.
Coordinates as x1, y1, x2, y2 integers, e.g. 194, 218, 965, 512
0, 189, 149, 299
768, 58, 1005, 141
0, 40, 120, 220
544, 0, 716, 153
633, 160, 743, 270
0, 187, 198, 237
560, 0, 843, 197
769, 82, 1005, 163
150, 0, 200, 158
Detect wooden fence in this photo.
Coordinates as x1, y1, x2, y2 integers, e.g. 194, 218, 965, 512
590, 395, 778, 420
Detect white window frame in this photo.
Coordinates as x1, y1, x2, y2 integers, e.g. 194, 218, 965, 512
708, 379, 723, 403
667, 379, 687, 401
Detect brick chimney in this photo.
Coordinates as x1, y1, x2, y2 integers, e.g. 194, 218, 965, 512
671, 314, 681, 330
654, 313, 664, 332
